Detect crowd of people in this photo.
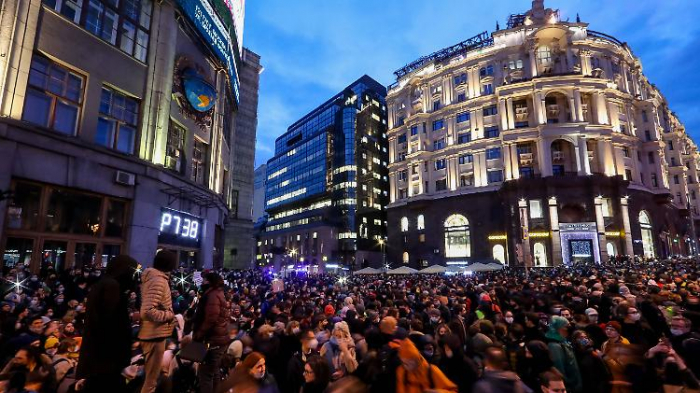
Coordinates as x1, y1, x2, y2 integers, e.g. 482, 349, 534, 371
0, 251, 698, 393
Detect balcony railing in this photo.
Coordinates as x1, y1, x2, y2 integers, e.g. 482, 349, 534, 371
552, 151, 564, 162
519, 153, 534, 165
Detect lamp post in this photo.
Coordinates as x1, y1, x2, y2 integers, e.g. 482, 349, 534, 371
378, 239, 386, 269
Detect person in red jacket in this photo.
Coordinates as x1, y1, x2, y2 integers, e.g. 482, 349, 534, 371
193, 272, 230, 393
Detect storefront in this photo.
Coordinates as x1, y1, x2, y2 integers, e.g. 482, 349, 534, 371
559, 222, 601, 265
2, 180, 128, 273
156, 207, 203, 269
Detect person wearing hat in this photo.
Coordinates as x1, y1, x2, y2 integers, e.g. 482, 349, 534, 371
545, 316, 582, 393
396, 338, 457, 393
138, 250, 177, 393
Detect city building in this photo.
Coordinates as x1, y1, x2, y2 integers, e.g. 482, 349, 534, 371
223, 48, 262, 269
252, 164, 268, 224
386, 0, 699, 268
257, 75, 389, 272
0, 0, 254, 271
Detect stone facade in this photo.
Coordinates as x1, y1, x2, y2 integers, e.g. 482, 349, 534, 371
386, 1, 698, 268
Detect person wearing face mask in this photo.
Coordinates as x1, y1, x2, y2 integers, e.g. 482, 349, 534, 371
285, 330, 320, 393
319, 321, 358, 382
619, 304, 656, 350
300, 355, 331, 393
217, 351, 280, 393
669, 316, 700, 377
438, 333, 478, 393
570, 331, 610, 393
583, 308, 606, 350
544, 316, 581, 393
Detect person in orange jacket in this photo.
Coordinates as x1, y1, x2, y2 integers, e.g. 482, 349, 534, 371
395, 338, 458, 393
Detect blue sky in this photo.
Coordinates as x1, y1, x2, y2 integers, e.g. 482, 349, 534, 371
244, 0, 700, 167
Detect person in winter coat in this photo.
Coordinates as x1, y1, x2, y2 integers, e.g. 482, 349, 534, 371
285, 329, 320, 393
138, 250, 177, 393
571, 330, 611, 393
217, 351, 279, 393
77, 254, 138, 393
194, 272, 231, 393
396, 338, 457, 393
545, 316, 582, 393
517, 340, 556, 392
319, 321, 358, 381
473, 346, 531, 393
438, 333, 478, 393
301, 355, 331, 393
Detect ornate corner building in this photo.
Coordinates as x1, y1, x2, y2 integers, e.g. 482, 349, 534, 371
0, 0, 259, 271
386, 0, 699, 268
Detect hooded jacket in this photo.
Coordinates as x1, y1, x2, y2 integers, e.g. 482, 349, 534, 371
473, 370, 533, 393
138, 268, 175, 341
396, 339, 457, 393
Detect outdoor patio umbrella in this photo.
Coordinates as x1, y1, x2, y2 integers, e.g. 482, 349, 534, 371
419, 265, 447, 274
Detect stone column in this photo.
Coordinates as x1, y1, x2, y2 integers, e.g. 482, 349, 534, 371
598, 139, 616, 176
503, 144, 513, 180
0, 0, 41, 119
594, 197, 609, 263
613, 143, 626, 176
507, 97, 515, 130
479, 152, 488, 187
595, 92, 609, 125
446, 115, 456, 145
140, 2, 177, 163
578, 136, 591, 175
580, 49, 592, 76
620, 196, 634, 256
387, 104, 395, 129
537, 138, 553, 177
469, 110, 478, 134
443, 75, 452, 105
448, 157, 458, 191
499, 99, 509, 130
511, 146, 520, 179
549, 197, 563, 266
474, 109, 484, 139
389, 172, 397, 203
529, 48, 538, 78
568, 95, 577, 123
573, 89, 583, 122
518, 199, 532, 268
534, 92, 547, 125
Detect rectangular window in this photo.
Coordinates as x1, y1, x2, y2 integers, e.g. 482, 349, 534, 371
482, 83, 493, 95
648, 152, 655, 164
458, 133, 471, 144
456, 112, 470, 123
433, 138, 445, 151
435, 159, 446, 170
96, 87, 139, 154
479, 65, 494, 77
651, 173, 658, 187
487, 170, 503, 183
459, 154, 473, 165
432, 119, 444, 131
668, 140, 674, 151
601, 198, 613, 217
485, 126, 500, 138
165, 121, 186, 173
645, 130, 652, 141
23, 55, 84, 135
433, 100, 441, 111
457, 92, 466, 102
642, 110, 648, 122
623, 147, 630, 157
410, 125, 418, 135
460, 174, 473, 187
529, 200, 543, 219
192, 138, 208, 184
398, 170, 408, 181
453, 73, 467, 85
674, 175, 680, 185
509, 59, 524, 69
435, 178, 448, 191
625, 169, 632, 181
486, 147, 501, 160
398, 133, 407, 144
483, 105, 498, 116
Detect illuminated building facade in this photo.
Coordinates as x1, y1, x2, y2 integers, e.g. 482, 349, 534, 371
0, 0, 254, 271
386, 0, 699, 268
257, 75, 389, 271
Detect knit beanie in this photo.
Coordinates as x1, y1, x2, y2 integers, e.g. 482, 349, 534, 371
606, 321, 622, 334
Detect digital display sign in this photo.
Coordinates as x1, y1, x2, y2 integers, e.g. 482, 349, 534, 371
158, 208, 202, 248
175, 0, 240, 104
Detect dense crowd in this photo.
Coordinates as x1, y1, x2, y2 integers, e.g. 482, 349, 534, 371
0, 251, 699, 393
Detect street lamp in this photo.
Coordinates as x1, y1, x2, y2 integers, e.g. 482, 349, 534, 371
378, 239, 386, 268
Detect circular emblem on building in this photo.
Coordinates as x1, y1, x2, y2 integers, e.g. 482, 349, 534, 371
173, 57, 217, 128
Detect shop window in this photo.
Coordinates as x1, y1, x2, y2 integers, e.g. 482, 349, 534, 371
492, 244, 505, 264
639, 211, 655, 258
74, 243, 96, 269
7, 182, 42, 230
444, 214, 470, 258
23, 55, 84, 135
105, 199, 127, 237
529, 200, 543, 219
2, 238, 34, 269
191, 138, 208, 184
45, 188, 102, 235
42, 240, 68, 271
534, 242, 547, 266
96, 87, 139, 154
166, 121, 187, 174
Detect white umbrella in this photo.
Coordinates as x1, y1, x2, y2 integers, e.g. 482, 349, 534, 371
419, 265, 447, 274
486, 262, 505, 270
387, 266, 419, 275
354, 267, 382, 275
466, 262, 490, 272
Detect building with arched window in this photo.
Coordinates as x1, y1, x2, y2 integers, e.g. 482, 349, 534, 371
385, 0, 698, 268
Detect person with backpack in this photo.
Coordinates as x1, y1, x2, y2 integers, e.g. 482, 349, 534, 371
193, 272, 230, 393
51, 338, 77, 385
396, 338, 457, 393
138, 250, 177, 393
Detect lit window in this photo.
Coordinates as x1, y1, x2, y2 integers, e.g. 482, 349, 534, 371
487, 170, 503, 183
459, 154, 473, 164
435, 159, 447, 170
403, 252, 409, 264
529, 200, 543, 219
536, 46, 552, 65
417, 215, 425, 231
432, 119, 444, 131
401, 217, 409, 232
191, 138, 208, 185
601, 198, 613, 217
486, 147, 501, 160
444, 214, 470, 258
456, 112, 470, 123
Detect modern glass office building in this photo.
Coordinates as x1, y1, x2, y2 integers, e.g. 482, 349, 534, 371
258, 75, 389, 271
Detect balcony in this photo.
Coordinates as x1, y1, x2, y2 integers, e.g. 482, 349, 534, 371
587, 151, 595, 161
515, 107, 529, 121
519, 153, 534, 166
552, 151, 564, 162
546, 104, 560, 117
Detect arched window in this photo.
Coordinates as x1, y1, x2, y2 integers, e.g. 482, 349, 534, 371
444, 214, 470, 258
402, 252, 409, 264
534, 242, 547, 266
536, 45, 552, 65
417, 215, 425, 231
606, 242, 616, 258
492, 245, 505, 264
639, 211, 655, 258
400, 217, 409, 232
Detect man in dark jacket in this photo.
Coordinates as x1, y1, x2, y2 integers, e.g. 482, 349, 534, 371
77, 254, 138, 393
193, 272, 230, 393
473, 346, 532, 393
284, 329, 319, 393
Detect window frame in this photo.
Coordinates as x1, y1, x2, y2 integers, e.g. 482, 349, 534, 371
96, 86, 140, 154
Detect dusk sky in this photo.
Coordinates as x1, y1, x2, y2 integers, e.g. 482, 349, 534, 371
244, 0, 700, 167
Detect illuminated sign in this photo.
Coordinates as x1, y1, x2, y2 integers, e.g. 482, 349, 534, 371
559, 222, 596, 232
488, 234, 508, 240
158, 208, 202, 248
175, 0, 240, 104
